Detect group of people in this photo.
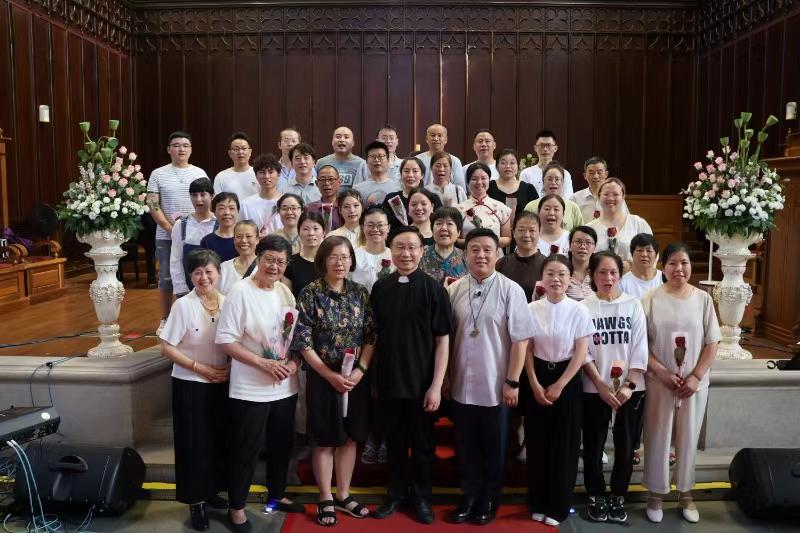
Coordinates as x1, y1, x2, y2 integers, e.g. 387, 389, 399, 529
151, 123, 720, 531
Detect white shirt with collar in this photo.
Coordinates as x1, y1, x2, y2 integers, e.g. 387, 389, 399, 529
417, 151, 467, 190
528, 295, 594, 363
213, 167, 259, 201
462, 161, 499, 180
571, 187, 599, 223
520, 164, 574, 197
447, 271, 535, 407
169, 214, 217, 295
282, 178, 321, 205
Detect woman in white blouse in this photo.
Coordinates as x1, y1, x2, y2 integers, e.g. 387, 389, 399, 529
525, 254, 593, 527
218, 220, 259, 295
159, 249, 229, 531
215, 235, 305, 529
456, 163, 512, 248
565, 225, 597, 301
588, 178, 652, 267
581, 251, 648, 524
427, 152, 467, 207
534, 194, 570, 256
351, 206, 393, 293
328, 190, 364, 247
619, 233, 662, 298
640, 243, 720, 524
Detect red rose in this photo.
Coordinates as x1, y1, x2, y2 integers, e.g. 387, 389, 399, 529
607, 227, 618, 237
675, 336, 686, 348
389, 196, 402, 206
466, 208, 476, 218
550, 244, 559, 255
381, 259, 391, 268
593, 209, 600, 219
535, 285, 546, 297
284, 312, 294, 326
610, 366, 624, 378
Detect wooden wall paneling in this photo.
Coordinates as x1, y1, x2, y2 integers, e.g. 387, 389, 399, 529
566, 34, 593, 175
33, 15, 56, 206
133, 48, 160, 178
542, 34, 569, 170
781, 14, 800, 141
82, 41, 99, 140
696, 52, 708, 158
747, 31, 766, 127
464, 33, 492, 163
593, 34, 619, 174
440, 33, 466, 162
183, 38, 210, 173
704, 49, 721, 155
413, 33, 441, 158
232, 36, 260, 152
310, 33, 337, 155
362, 33, 388, 149
669, 51, 695, 191
336, 36, 364, 155
763, 23, 784, 157
108, 53, 121, 134
490, 33, 518, 158
121, 55, 133, 150
67, 31, 84, 162
97, 46, 110, 135
207, 36, 234, 175
719, 44, 735, 139
643, 45, 670, 194
733, 36, 750, 120
0, 3, 11, 236
258, 34, 285, 154
10, 5, 34, 222
387, 34, 414, 154
158, 36, 184, 150
51, 26, 71, 199
617, 38, 644, 193
284, 34, 312, 156
516, 34, 543, 160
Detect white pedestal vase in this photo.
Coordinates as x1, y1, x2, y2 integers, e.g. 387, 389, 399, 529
706, 231, 763, 360
78, 230, 133, 358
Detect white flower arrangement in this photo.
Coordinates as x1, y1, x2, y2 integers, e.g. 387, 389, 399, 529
682, 112, 786, 237
58, 120, 149, 239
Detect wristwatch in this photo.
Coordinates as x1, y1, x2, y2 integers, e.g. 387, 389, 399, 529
504, 378, 520, 389
624, 380, 637, 391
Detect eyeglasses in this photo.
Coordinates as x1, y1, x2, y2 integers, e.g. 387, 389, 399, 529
326, 254, 351, 264
260, 256, 288, 267
392, 244, 421, 252
280, 206, 301, 212
317, 178, 338, 184
169, 143, 192, 149
230, 147, 251, 153
364, 223, 388, 230
572, 239, 596, 248
535, 143, 555, 150
368, 154, 388, 161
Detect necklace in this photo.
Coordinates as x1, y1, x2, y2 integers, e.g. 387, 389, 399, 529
198, 293, 220, 322
468, 275, 497, 337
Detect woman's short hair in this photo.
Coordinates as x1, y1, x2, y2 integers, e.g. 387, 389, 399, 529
514, 210, 540, 230
298, 210, 325, 230
212, 191, 240, 211
538, 193, 566, 212
430, 207, 463, 233
598, 176, 627, 196
189, 177, 214, 195
542, 253, 574, 276
466, 162, 492, 183
185, 248, 222, 274
570, 225, 598, 244
497, 148, 519, 164
315, 235, 357, 274
408, 187, 439, 207
630, 232, 659, 255
399, 156, 426, 176
661, 242, 691, 265
255, 234, 292, 258
277, 192, 305, 211
360, 206, 389, 226
234, 220, 258, 234
588, 250, 623, 292
337, 189, 364, 209
542, 161, 566, 181
429, 151, 452, 168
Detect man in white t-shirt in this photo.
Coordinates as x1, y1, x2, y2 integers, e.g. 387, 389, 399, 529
418, 124, 466, 190
355, 124, 402, 184
213, 131, 259, 201
314, 126, 366, 189
147, 131, 209, 334
462, 130, 499, 180
519, 129, 574, 197
571, 157, 609, 223
239, 154, 284, 237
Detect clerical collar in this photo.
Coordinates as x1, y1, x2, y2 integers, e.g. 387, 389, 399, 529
397, 268, 419, 284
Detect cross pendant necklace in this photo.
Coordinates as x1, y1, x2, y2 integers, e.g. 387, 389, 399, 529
468, 275, 496, 338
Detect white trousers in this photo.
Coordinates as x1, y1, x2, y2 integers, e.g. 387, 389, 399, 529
642, 377, 709, 494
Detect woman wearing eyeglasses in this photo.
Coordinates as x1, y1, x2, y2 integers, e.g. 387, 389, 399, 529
271, 193, 305, 255
351, 206, 394, 294
566, 226, 598, 301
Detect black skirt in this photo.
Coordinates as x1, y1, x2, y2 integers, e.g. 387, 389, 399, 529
306, 366, 370, 447
171, 377, 229, 504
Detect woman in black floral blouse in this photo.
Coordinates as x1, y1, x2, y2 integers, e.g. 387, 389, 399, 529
292, 235, 376, 526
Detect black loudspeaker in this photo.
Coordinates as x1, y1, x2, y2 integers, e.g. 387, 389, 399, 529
15, 443, 146, 515
729, 448, 800, 520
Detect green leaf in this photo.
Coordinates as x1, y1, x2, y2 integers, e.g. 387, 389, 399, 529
78, 150, 89, 163
106, 137, 118, 150
757, 131, 768, 143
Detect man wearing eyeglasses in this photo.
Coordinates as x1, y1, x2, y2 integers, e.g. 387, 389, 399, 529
147, 131, 209, 335
354, 141, 401, 207
213, 131, 259, 201
315, 126, 366, 189
370, 226, 451, 525
519, 130, 574, 197
306, 166, 343, 232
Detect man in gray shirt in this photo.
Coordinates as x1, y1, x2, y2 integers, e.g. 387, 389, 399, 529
354, 141, 401, 207
314, 126, 366, 189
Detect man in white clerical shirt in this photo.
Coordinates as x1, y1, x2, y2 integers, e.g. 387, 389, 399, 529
418, 123, 467, 190
213, 131, 259, 201
462, 129, 499, 179
571, 156, 609, 223
446, 228, 535, 526
519, 129, 575, 196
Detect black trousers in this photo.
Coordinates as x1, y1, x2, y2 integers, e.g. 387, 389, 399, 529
228, 395, 298, 509
525, 358, 582, 522
451, 401, 508, 506
582, 391, 646, 497
382, 398, 436, 499
172, 378, 229, 504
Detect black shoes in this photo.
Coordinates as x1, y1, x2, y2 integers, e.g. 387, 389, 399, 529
472, 500, 497, 525
414, 497, 434, 524
373, 497, 404, 519
449, 497, 475, 523
607, 495, 627, 523
206, 494, 228, 510
588, 494, 609, 522
189, 503, 208, 531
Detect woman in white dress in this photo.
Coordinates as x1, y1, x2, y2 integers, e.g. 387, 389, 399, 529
351, 206, 394, 293
218, 220, 259, 295
588, 178, 652, 267
456, 162, 512, 248
534, 194, 570, 256
328, 189, 364, 247
641, 242, 721, 524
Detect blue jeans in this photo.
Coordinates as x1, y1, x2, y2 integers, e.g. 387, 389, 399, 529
155, 239, 172, 291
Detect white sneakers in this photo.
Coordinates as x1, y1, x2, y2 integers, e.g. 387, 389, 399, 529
531, 513, 545, 522
530, 513, 559, 526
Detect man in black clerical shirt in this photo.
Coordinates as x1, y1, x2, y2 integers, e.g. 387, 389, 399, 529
369, 226, 451, 524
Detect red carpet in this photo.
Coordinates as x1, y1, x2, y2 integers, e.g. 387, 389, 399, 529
282, 505, 557, 532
